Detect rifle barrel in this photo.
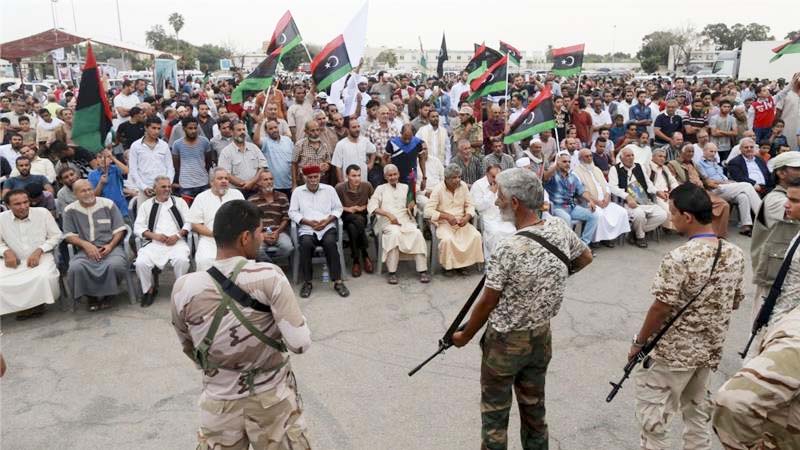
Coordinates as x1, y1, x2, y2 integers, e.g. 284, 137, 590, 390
407, 345, 446, 377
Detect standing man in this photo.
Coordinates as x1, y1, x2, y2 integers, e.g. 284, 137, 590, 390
331, 120, 376, 184
654, 100, 683, 148
129, 117, 175, 206
218, 121, 268, 197
254, 118, 294, 197
483, 138, 515, 172
416, 110, 450, 164
628, 183, 745, 450
452, 168, 592, 450
113, 80, 139, 130
287, 85, 314, 143
171, 200, 312, 450
710, 100, 738, 161
172, 116, 213, 198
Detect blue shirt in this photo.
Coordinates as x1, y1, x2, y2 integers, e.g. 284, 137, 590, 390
696, 159, 728, 182
88, 164, 129, 217
544, 171, 585, 209
261, 135, 294, 190
629, 103, 652, 133
3, 174, 49, 191
172, 136, 211, 189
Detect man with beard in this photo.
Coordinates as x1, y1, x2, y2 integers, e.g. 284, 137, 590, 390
248, 170, 293, 263
0, 132, 24, 167
2, 156, 52, 197
219, 121, 268, 197
292, 120, 335, 188
683, 98, 708, 144
449, 71, 469, 112
331, 112, 349, 142
172, 116, 213, 197
209, 117, 234, 163
410, 101, 431, 132
56, 166, 79, 213
543, 151, 599, 247
331, 120, 376, 184
288, 86, 315, 143
188, 168, 244, 271
452, 168, 592, 450
471, 163, 516, 259
416, 110, 450, 164
452, 105, 483, 156
116, 106, 145, 151
253, 118, 294, 197
314, 111, 339, 153
574, 148, 631, 247
483, 105, 506, 155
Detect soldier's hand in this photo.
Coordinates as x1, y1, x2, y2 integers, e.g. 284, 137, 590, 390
627, 345, 641, 362
451, 331, 469, 348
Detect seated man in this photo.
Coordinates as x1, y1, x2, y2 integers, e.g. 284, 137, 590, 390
247, 170, 292, 263
188, 168, 244, 271
424, 163, 484, 274
607, 147, 668, 248
56, 165, 79, 215
451, 139, 484, 187
335, 164, 374, 277
368, 164, 430, 284
470, 163, 516, 258
2, 156, 53, 197
133, 176, 191, 307
667, 144, 730, 238
727, 137, 772, 197
416, 147, 444, 210
63, 179, 129, 311
24, 182, 57, 218
0, 189, 62, 319
573, 149, 630, 247
288, 165, 349, 299
10, 145, 56, 183
646, 148, 680, 230
543, 151, 599, 246
696, 142, 762, 236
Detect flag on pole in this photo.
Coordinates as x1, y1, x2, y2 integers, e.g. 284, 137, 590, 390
266, 10, 303, 57
418, 37, 427, 70
551, 44, 585, 77
231, 47, 282, 104
465, 44, 503, 83
72, 43, 113, 153
771, 34, 800, 62
503, 86, 556, 144
467, 55, 508, 102
407, 168, 416, 207
436, 33, 449, 78
311, 35, 352, 92
499, 40, 522, 66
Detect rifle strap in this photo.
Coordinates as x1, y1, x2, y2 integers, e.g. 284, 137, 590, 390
516, 230, 572, 271
759, 234, 800, 321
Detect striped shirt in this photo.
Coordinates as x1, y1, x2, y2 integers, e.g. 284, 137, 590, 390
172, 136, 211, 189
248, 192, 290, 230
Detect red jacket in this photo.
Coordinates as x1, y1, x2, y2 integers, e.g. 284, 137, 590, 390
752, 96, 776, 129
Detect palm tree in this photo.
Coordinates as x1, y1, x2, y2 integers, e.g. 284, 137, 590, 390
168, 13, 185, 67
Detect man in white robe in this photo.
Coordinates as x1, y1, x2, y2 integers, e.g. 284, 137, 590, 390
470, 164, 516, 259
367, 164, 430, 285
416, 111, 451, 164
572, 149, 630, 247
188, 167, 244, 271
646, 148, 680, 230
0, 189, 61, 318
133, 176, 191, 307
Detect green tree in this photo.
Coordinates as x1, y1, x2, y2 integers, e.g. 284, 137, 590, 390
145, 25, 170, 50
785, 30, 800, 41
168, 13, 186, 67
196, 44, 233, 71
702, 23, 774, 49
637, 30, 681, 72
374, 50, 398, 68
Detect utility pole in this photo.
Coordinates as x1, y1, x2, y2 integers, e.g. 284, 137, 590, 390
115, 0, 126, 70
50, 0, 58, 29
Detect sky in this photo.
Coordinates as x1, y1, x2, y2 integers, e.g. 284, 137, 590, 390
1, 0, 796, 56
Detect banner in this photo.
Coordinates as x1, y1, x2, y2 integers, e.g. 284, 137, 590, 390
154, 59, 178, 95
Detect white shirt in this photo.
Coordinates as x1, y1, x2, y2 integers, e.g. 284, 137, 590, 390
624, 144, 652, 168
418, 155, 444, 193
134, 196, 192, 239
743, 156, 766, 185
470, 176, 502, 221
0, 144, 20, 167
128, 137, 175, 192
416, 124, 451, 164
450, 82, 469, 111
0, 207, 62, 259
693, 143, 720, 165
188, 188, 244, 230
589, 109, 612, 142
288, 183, 343, 239
607, 163, 657, 200
113, 93, 140, 129
331, 136, 376, 178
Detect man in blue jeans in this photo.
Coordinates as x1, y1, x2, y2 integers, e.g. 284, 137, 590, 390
543, 151, 598, 247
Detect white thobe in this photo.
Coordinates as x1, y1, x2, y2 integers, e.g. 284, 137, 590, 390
470, 176, 515, 259
188, 188, 244, 271
367, 183, 427, 269
0, 208, 62, 314
133, 196, 192, 292
416, 125, 451, 164
573, 164, 630, 241
416, 155, 444, 210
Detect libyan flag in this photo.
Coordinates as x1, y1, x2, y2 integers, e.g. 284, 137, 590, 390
551, 43, 585, 77
771, 35, 800, 62
500, 40, 522, 66
467, 55, 508, 102
504, 85, 555, 144
231, 48, 281, 104
72, 43, 112, 153
311, 35, 352, 92
267, 10, 303, 57
465, 43, 503, 83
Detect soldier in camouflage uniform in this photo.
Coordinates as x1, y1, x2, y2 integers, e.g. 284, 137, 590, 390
452, 169, 593, 450
628, 183, 745, 450
171, 200, 312, 450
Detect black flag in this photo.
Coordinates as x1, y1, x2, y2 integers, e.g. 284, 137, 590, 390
436, 33, 448, 78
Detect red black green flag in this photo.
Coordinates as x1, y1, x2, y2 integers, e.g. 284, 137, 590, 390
311, 35, 352, 92
72, 43, 112, 153
500, 40, 522, 66
465, 44, 503, 83
267, 10, 303, 57
504, 85, 556, 144
551, 44, 585, 77
467, 55, 508, 102
771, 34, 800, 62
231, 47, 281, 104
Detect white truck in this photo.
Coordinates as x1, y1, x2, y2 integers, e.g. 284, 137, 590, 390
705, 40, 799, 80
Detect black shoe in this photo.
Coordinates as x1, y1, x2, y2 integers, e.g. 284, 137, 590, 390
602, 240, 616, 248
589, 242, 601, 249
140, 292, 155, 307
300, 282, 313, 298
636, 238, 648, 248
333, 282, 350, 297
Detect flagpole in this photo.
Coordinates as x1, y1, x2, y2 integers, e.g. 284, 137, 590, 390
302, 42, 313, 64
260, 84, 273, 116
503, 55, 510, 117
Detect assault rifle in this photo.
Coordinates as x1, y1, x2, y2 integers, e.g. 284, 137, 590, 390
408, 276, 485, 377
607, 240, 722, 402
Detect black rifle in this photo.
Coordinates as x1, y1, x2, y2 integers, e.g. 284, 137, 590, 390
408, 276, 485, 377
607, 240, 722, 402
739, 236, 800, 358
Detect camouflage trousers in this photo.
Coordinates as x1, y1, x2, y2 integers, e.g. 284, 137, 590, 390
480, 323, 551, 450
196, 372, 311, 450
634, 360, 713, 450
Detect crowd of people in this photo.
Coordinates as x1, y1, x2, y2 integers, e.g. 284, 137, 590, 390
1, 63, 800, 448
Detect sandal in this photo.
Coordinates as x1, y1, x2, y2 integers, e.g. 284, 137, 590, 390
300, 282, 313, 298
387, 273, 399, 285
87, 297, 100, 312
333, 282, 350, 297
419, 271, 431, 283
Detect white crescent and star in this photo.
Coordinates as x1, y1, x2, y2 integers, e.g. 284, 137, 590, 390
560, 55, 575, 66
278, 33, 287, 45
324, 55, 339, 70
522, 111, 536, 126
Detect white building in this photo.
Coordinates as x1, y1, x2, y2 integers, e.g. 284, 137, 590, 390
365, 46, 547, 73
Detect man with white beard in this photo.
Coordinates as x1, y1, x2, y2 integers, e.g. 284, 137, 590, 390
573, 148, 630, 248
188, 167, 244, 271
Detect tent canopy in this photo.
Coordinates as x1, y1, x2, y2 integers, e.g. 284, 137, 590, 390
0, 28, 172, 61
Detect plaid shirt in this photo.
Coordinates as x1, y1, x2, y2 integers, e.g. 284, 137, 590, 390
365, 122, 399, 156
292, 138, 332, 168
